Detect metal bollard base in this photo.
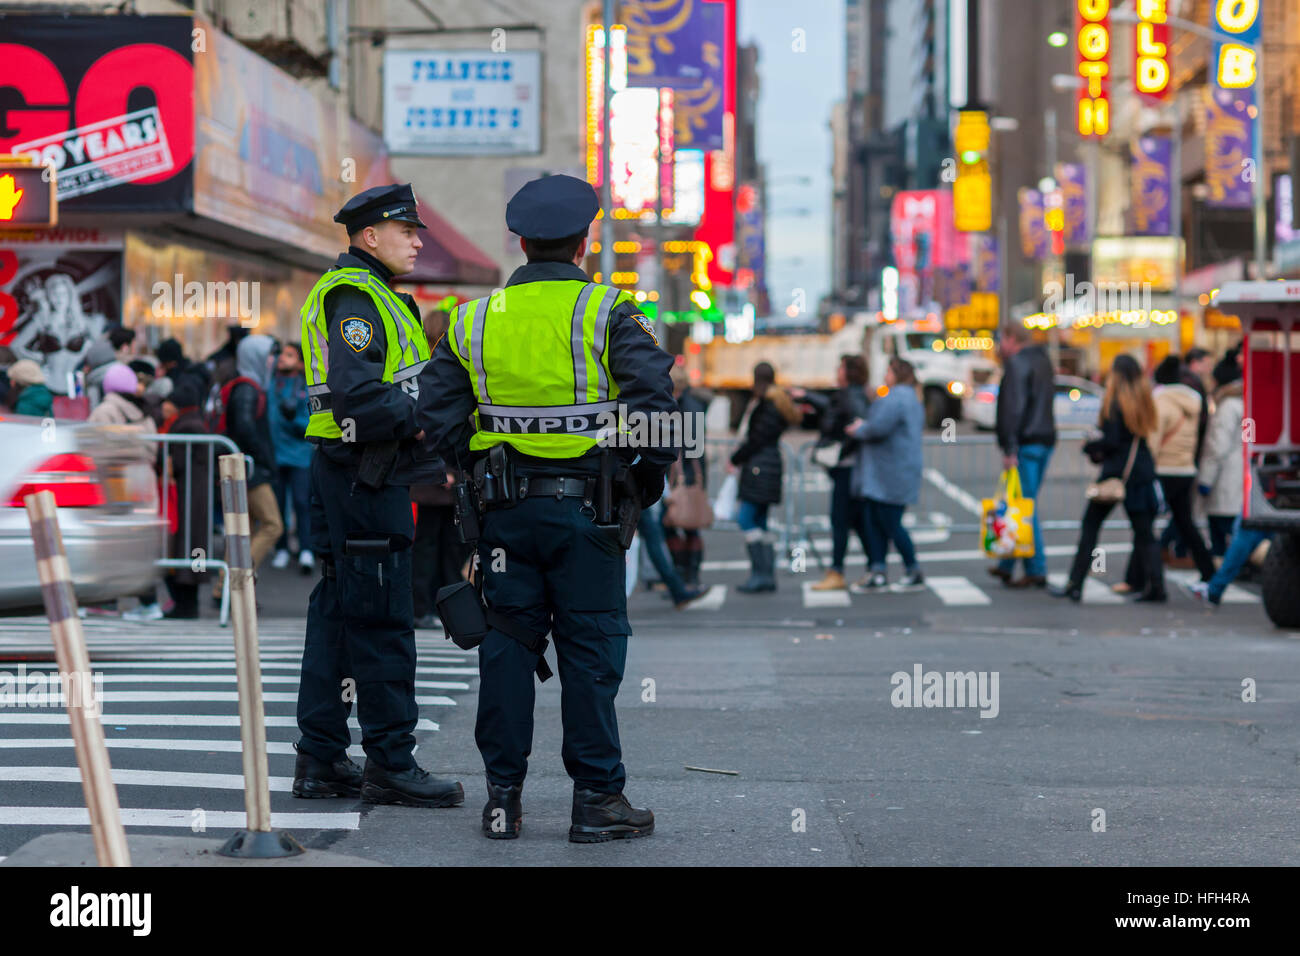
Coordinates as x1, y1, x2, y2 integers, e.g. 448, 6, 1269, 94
216, 829, 306, 859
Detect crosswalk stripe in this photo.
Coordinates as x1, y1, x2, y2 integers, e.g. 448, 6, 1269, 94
0, 714, 439, 731
1164, 569, 1260, 604
0, 739, 373, 757
0, 766, 301, 792
0, 808, 360, 830
91, 691, 456, 706
680, 584, 728, 611
926, 576, 993, 605
81, 661, 479, 675
801, 582, 851, 607
1046, 575, 1124, 604
77, 674, 470, 690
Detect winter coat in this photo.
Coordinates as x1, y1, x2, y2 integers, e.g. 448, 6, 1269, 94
1083, 405, 1158, 513
161, 406, 211, 585
12, 383, 54, 418
271, 371, 312, 470
995, 344, 1057, 455
810, 385, 872, 469
847, 384, 923, 506
1197, 381, 1244, 517
1152, 383, 1202, 476
731, 387, 799, 505
222, 336, 278, 488
88, 392, 158, 465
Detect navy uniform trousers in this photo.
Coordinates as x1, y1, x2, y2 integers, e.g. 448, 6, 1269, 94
296, 450, 419, 770
476, 493, 630, 794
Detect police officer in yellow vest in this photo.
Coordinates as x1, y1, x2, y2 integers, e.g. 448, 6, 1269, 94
419, 174, 676, 842
292, 183, 463, 808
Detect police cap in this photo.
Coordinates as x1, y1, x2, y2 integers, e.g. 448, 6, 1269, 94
334, 183, 428, 232
506, 174, 600, 241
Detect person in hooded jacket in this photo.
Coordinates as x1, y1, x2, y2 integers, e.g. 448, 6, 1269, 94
1151, 355, 1215, 583
216, 335, 284, 593
1197, 355, 1245, 557
729, 361, 802, 593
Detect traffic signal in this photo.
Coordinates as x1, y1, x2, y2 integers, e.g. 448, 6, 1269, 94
953, 111, 991, 232
0, 157, 56, 229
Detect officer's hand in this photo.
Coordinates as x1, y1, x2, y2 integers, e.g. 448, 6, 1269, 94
414, 429, 426, 441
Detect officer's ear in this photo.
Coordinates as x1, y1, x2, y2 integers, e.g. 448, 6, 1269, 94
572, 236, 587, 264
518, 236, 528, 256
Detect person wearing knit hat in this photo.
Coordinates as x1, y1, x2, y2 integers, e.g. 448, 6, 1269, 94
7, 359, 54, 417
83, 337, 119, 408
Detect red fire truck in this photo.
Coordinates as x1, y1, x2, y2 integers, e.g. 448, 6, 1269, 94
1213, 282, 1300, 628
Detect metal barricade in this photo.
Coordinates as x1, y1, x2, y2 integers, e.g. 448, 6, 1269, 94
699, 435, 807, 559
140, 433, 244, 626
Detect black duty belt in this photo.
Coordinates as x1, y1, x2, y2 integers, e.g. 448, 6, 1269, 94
516, 475, 596, 501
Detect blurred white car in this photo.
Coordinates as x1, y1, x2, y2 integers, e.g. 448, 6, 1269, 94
964, 374, 1104, 432
0, 414, 164, 613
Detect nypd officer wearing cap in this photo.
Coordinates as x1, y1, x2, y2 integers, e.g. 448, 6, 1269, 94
419, 174, 677, 842
292, 183, 463, 808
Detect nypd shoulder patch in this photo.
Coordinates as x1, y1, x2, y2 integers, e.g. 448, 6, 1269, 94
341, 317, 374, 353
629, 311, 659, 345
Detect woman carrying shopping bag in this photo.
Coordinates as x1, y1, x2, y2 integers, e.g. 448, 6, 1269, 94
1051, 354, 1163, 603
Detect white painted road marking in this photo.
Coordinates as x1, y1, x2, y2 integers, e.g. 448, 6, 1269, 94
0, 807, 360, 830
0, 738, 369, 756
681, 584, 728, 611
926, 576, 993, 606
0, 714, 439, 731
801, 582, 851, 607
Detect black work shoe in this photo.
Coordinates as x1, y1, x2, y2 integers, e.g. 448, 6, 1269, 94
360, 761, 464, 808
292, 751, 363, 799
481, 783, 523, 839
569, 788, 654, 843
1048, 583, 1082, 602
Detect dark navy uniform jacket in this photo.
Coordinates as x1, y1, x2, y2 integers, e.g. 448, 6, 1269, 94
315, 246, 443, 487
417, 260, 679, 487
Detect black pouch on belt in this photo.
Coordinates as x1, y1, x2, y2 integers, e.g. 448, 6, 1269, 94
435, 580, 489, 650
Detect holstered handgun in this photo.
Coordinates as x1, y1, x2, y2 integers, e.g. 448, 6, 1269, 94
595, 447, 640, 550
476, 443, 518, 507
356, 439, 399, 489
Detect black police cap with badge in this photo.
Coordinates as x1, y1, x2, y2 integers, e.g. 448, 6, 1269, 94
334, 183, 429, 232
506, 174, 600, 240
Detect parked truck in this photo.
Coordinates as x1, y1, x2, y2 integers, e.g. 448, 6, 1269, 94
694, 312, 998, 428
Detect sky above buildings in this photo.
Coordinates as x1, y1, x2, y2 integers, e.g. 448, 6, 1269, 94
739, 0, 843, 319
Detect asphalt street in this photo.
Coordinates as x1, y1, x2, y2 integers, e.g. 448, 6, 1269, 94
0, 427, 1295, 866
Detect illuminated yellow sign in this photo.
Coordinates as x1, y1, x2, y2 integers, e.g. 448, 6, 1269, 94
1134, 0, 1170, 100
1023, 308, 1177, 330
1076, 0, 1111, 136
1214, 0, 1261, 89
953, 111, 992, 232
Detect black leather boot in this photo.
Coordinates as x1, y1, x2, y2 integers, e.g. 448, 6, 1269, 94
360, 760, 464, 808
569, 788, 655, 843
481, 782, 523, 839
292, 750, 363, 798
737, 540, 769, 593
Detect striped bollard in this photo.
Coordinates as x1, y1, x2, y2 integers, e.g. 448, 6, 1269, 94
25, 489, 131, 867
216, 453, 304, 858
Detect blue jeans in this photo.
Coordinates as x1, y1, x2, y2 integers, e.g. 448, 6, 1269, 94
637, 502, 692, 603
276, 464, 312, 552
998, 443, 1053, 578
862, 497, 917, 572
1206, 515, 1271, 603
829, 466, 870, 572
737, 499, 769, 533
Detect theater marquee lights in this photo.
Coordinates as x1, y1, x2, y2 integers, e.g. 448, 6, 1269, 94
1075, 0, 1110, 136
1134, 0, 1170, 102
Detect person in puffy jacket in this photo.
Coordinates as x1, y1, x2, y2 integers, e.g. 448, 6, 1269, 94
7, 360, 54, 417
215, 335, 283, 595
1196, 357, 1244, 556
1151, 356, 1215, 582
269, 342, 314, 574
729, 361, 801, 593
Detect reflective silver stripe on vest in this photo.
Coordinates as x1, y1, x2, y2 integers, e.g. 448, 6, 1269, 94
364, 276, 412, 357
304, 270, 363, 383
391, 359, 427, 383
307, 383, 331, 396
478, 400, 619, 436
469, 298, 490, 404
570, 283, 598, 403
590, 286, 618, 400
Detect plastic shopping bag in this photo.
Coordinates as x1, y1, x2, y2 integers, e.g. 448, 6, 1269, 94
713, 472, 740, 523
981, 468, 1035, 559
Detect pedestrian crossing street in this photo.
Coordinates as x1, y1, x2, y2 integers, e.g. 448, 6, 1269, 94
0, 619, 477, 842
660, 567, 1260, 611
